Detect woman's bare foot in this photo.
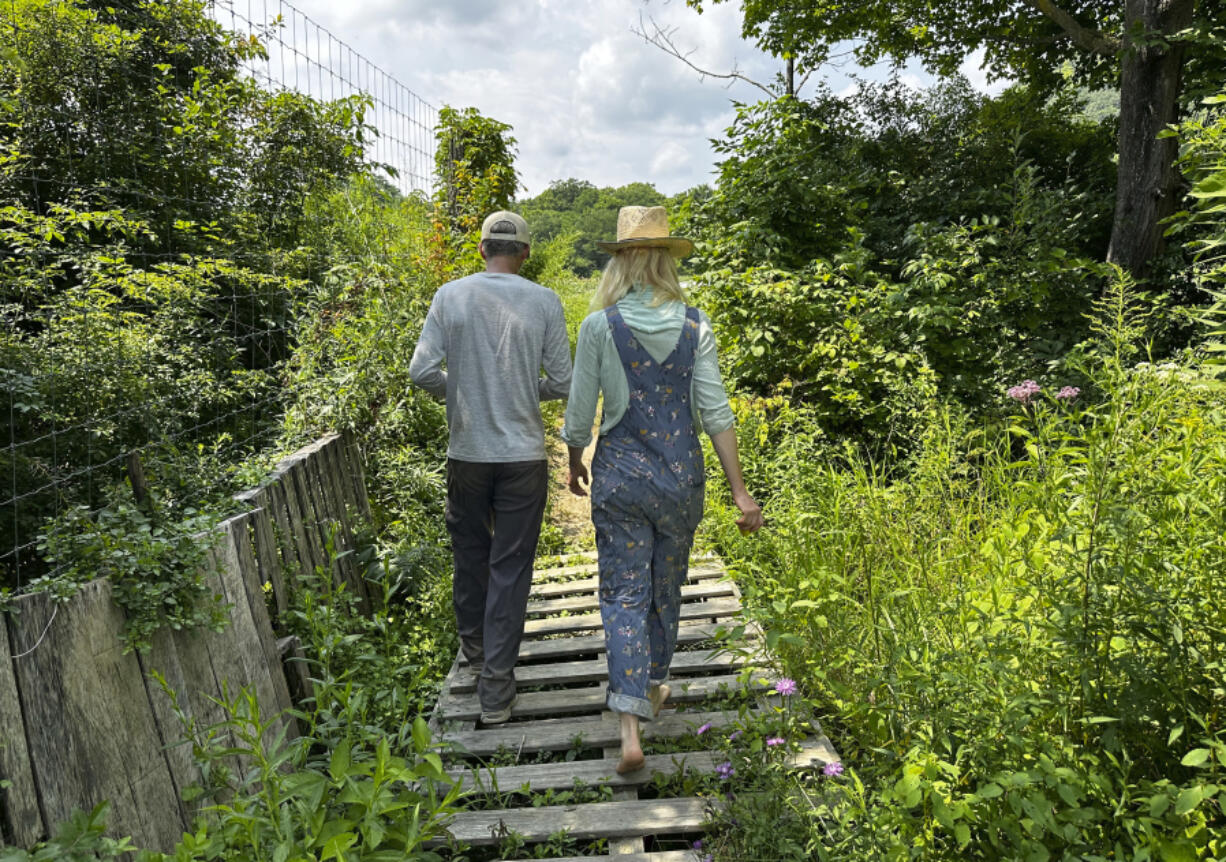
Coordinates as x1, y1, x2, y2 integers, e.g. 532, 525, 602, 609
616, 712, 646, 774
648, 683, 671, 717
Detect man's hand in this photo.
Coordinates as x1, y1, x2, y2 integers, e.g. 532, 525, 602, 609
568, 462, 590, 497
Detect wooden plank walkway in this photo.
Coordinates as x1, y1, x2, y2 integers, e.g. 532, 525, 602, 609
430, 553, 840, 858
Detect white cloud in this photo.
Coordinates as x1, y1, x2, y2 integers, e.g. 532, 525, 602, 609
219, 0, 1007, 198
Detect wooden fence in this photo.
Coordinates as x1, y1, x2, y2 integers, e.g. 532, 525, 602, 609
0, 432, 370, 851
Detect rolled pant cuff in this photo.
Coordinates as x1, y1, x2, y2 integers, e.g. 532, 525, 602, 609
607, 690, 655, 721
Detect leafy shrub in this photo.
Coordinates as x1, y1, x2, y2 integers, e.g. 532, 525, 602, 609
691, 254, 936, 449
705, 280, 1226, 858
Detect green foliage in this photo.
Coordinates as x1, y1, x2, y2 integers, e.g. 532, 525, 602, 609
0, 0, 376, 594
704, 279, 1226, 858
685, 0, 1225, 101
0, 0, 371, 253
153, 676, 461, 861
518, 178, 674, 276
688, 77, 1116, 271
1170, 89, 1226, 291
22, 496, 228, 651
691, 257, 935, 448
0, 801, 152, 862
432, 105, 519, 273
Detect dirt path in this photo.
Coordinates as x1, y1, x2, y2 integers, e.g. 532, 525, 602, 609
546, 424, 597, 550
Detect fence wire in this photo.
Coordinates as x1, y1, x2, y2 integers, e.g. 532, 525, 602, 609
1, 0, 437, 592
210, 0, 437, 195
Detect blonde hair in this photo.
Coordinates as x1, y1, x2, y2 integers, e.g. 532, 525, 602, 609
593, 247, 687, 309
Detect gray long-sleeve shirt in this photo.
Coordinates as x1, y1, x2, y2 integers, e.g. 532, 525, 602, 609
409, 271, 572, 463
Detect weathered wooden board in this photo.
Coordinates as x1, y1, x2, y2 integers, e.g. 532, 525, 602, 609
438, 673, 760, 721
9, 583, 184, 851
452, 741, 836, 793
272, 460, 317, 579
435, 797, 710, 845
262, 477, 305, 587
341, 431, 372, 520
531, 552, 716, 583
248, 501, 288, 621
492, 622, 731, 664
443, 707, 747, 757
0, 613, 45, 846
606, 786, 644, 855
521, 598, 741, 638
525, 581, 735, 617
529, 564, 723, 599
451, 650, 749, 694
287, 458, 329, 581
223, 515, 294, 721
210, 528, 292, 742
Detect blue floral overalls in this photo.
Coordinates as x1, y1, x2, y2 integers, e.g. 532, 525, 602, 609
591, 304, 705, 721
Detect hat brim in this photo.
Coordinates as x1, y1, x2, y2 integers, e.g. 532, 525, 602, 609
595, 236, 694, 258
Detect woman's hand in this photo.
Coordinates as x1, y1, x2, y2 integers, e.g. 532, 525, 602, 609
568, 462, 590, 496
733, 490, 764, 534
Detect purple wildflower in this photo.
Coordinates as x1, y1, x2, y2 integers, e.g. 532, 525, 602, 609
696, 721, 713, 735
728, 730, 743, 742
774, 677, 797, 697
1006, 379, 1042, 404
692, 840, 703, 850
715, 761, 735, 780
823, 761, 845, 777
1056, 386, 1081, 400
702, 856, 714, 862
766, 736, 786, 747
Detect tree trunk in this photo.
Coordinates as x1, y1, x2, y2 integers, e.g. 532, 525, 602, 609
1106, 0, 1194, 274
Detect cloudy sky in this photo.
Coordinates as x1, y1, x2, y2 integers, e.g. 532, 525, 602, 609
239, 0, 999, 198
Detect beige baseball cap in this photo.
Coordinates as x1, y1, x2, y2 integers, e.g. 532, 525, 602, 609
480, 211, 530, 244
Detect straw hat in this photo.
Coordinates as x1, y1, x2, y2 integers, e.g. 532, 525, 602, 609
595, 206, 693, 257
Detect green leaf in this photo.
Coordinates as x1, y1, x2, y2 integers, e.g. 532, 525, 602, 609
1174, 785, 1203, 816
1181, 748, 1211, 767
330, 741, 352, 782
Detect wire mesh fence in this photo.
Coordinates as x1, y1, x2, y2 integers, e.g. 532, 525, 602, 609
1, 0, 437, 593
210, 0, 437, 196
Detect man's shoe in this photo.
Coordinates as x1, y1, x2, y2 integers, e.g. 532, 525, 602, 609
479, 695, 518, 725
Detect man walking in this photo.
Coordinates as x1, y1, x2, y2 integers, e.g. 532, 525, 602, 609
409, 211, 572, 724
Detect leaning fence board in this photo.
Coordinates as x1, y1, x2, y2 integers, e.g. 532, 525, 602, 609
287, 458, 328, 579
522, 598, 741, 638
435, 797, 710, 846
0, 613, 45, 847
9, 583, 184, 852
210, 531, 292, 743
224, 514, 294, 720
525, 581, 735, 617
342, 431, 372, 520
249, 502, 288, 620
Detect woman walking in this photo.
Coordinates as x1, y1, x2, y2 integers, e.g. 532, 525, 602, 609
563, 206, 763, 774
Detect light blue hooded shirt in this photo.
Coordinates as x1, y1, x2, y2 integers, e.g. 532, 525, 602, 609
561, 285, 735, 448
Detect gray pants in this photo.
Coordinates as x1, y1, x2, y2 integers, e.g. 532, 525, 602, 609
445, 458, 548, 712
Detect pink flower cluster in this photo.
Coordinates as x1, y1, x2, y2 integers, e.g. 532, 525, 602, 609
1006, 380, 1041, 403
1007, 380, 1082, 404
